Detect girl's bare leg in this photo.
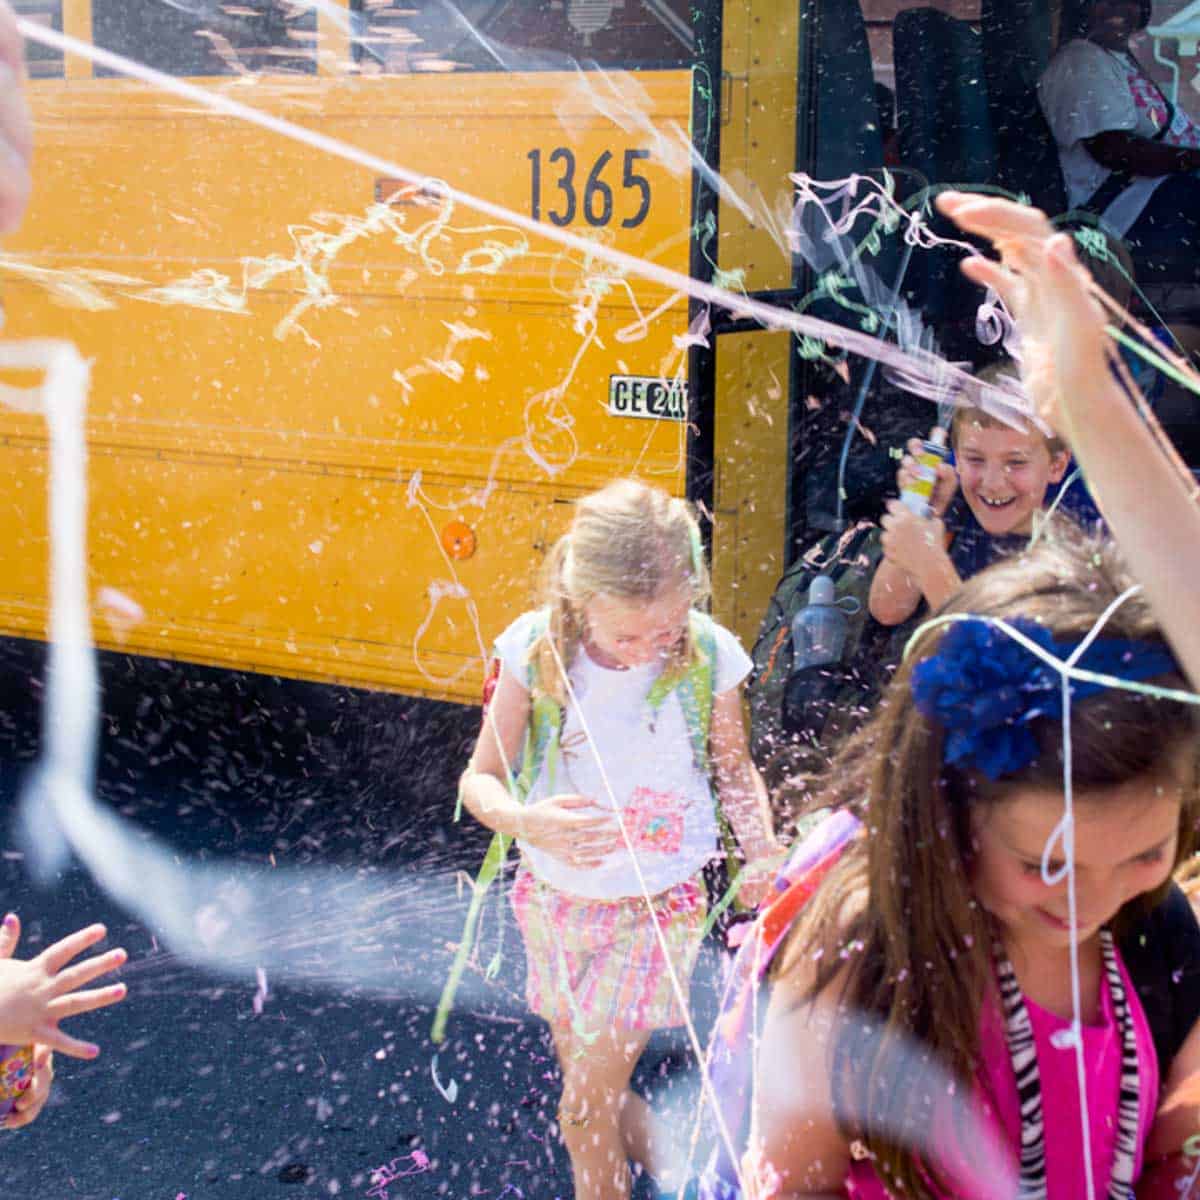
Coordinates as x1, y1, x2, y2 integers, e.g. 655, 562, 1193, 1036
620, 1087, 692, 1190
552, 1023, 654, 1200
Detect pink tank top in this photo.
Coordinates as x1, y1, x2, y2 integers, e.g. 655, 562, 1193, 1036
847, 947, 1158, 1199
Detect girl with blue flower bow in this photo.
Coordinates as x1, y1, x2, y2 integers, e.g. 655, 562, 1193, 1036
711, 198, 1200, 1200
730, 535, 1200, 1200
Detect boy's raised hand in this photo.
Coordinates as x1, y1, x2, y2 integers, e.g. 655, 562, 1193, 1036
897, 435, 957, 518
935, 193, 1108, 447
880, 499, 948, 580
0, 915, 127, 1058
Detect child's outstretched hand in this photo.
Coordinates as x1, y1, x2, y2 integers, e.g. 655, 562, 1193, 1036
0, 1, 32, 235
519, 794, 621, 869
897, 435, 957, 518
0, 915, 127, 1058
935, 192, 1107, 446
4, 1045, 52, 1129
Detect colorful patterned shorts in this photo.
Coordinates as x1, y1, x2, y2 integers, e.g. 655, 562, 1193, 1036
511, 866, 707, 1033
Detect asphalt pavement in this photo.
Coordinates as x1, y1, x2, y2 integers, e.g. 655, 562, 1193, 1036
0, 640, 719, 1200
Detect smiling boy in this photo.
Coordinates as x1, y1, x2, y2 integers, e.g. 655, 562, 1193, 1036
868, 402, 1071, 626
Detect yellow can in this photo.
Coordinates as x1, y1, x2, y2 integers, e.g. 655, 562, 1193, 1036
900, 428, 950, 518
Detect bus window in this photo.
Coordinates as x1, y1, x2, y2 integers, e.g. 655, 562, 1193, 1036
349, 0, 694, 73
861, 0, 979, 94
796, 0, 1200, 535
92, 0, 318, 77
14, 0, 63, 77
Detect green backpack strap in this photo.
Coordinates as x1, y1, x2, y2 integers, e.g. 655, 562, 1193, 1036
654, 611, 716, 772
432, 827, 511, 1043
434, 613, 560, 1044
652, 613, 742, 914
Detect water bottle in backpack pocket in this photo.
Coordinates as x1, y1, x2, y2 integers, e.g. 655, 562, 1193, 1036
789, 576, 860, 671
748, 523, 889, 784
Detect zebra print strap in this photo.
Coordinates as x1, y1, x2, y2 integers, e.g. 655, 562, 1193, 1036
995, 930, 1140, 1200
1101, 929, 1141, 1199
996, 950, 1047, 1199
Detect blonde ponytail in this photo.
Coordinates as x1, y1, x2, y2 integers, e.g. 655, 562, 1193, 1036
530, 535, 582, 707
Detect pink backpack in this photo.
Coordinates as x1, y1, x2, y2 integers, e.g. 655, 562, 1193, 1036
700, 809, 861, 1200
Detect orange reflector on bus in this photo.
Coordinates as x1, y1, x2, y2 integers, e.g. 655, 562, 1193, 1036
441, 520, 476, 560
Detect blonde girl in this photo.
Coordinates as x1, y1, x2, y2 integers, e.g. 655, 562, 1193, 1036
459, 478, 780, 1200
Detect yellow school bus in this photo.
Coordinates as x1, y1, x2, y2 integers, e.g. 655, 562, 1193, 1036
1, 0, 734, 703
13, 0, 1141, 706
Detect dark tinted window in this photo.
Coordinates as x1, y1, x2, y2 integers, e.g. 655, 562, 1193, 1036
796, 0, 1200, 532
16, 0, 63, 78
349, 0, 694, 73
93, 0, 317, 77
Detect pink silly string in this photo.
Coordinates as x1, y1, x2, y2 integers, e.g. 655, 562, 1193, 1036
365, 1150, 430, 1199
251, 965, 268, 1015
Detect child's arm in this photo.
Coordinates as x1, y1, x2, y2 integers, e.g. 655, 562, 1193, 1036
869, 437, 961, 626
870, 501, 962, 625
0, 915, 126, 1058
458, 664, 619, 869
709, 687, 783, 908
868, 553, 923, 626
747, 960, 854, 1197
458, 665, 534, 841
939, 193, 1200, 688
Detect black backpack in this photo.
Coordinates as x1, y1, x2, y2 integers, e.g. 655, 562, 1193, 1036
1120, 883, 1200, 1078
748, 521, 895, 788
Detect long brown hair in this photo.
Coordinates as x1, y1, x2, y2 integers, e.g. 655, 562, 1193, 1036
778, 529, 1200, 1198
529, 479, 711, 706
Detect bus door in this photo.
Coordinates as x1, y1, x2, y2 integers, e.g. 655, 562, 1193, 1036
695, 0, 1104, 624
691, 0, 889, 648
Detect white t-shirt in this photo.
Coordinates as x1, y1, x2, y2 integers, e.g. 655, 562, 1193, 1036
494, 608, 752, 900
1039, 40, 1200, 236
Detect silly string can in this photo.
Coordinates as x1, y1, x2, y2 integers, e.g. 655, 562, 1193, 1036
0, 1043, 33, 1119
900, 427, 950, 518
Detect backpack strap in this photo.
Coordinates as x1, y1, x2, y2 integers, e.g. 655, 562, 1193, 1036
648, 610, 716, 774
435, 612, 556, 1044
1118, 883, 1200, 1078
513, 610, 560, 800
667, 612, 752, 900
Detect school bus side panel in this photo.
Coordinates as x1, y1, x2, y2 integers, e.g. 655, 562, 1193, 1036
0, 72, 692, 700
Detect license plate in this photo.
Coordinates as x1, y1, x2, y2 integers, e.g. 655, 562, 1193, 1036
607, 375, 686, 421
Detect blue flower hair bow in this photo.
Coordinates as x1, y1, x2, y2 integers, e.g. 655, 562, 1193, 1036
910, 617, 1177, 781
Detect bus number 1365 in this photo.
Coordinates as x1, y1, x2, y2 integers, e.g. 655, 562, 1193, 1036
527, 148, 652, 228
